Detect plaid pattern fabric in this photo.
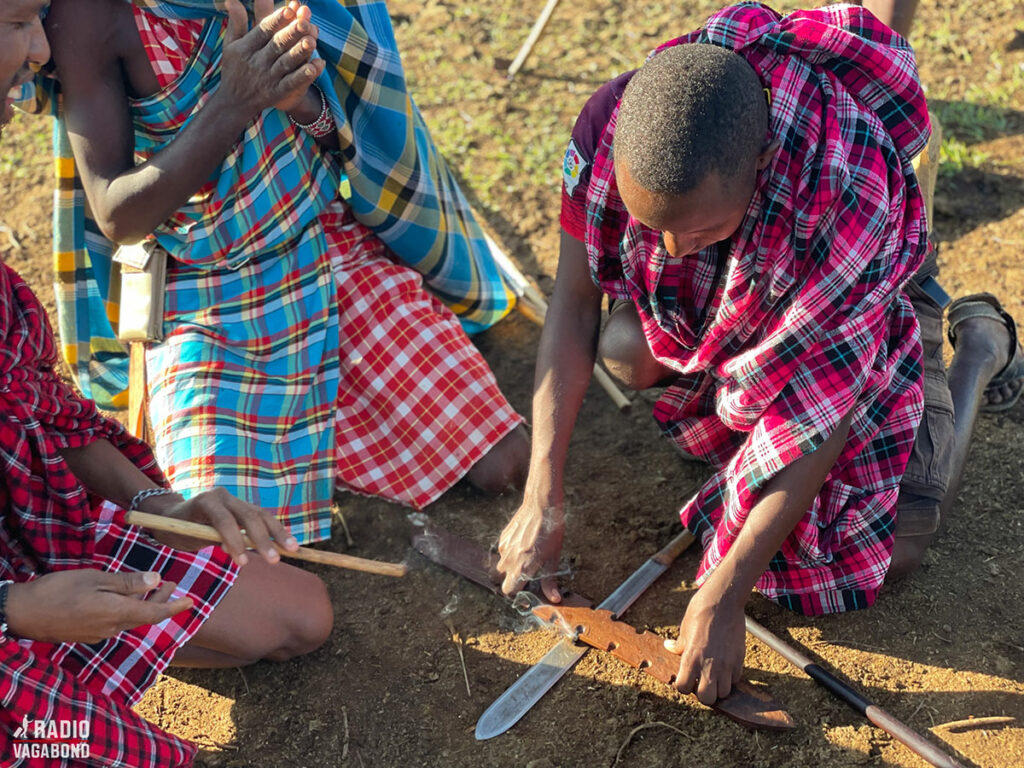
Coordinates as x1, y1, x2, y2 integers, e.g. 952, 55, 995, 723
580, 3, 930, 615
51, 112, 130, 410
0, 263, 237, 767
128, 15, 342, 543
130, 10, 520, 541
133, 5, 202, 87
44, 0, 516, 409
324, 206, 523, 508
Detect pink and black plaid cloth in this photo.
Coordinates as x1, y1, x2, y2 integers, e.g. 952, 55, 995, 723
0, 262, 237, 766
567, 3, 931, 614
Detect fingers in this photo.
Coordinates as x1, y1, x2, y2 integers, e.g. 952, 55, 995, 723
672, 648, 700, 697
666, 642, 734, 705
187, 488, 294, 566
695, 660, 731, 706
273, 47, 324, 94
540, 575, 562, 604
205, 502, 251, 567
106, 570, 162, 596
496, 543, 536, 596
264, 15, 319, 76
230, 494, 299, 553
96, 571, 193, 631
223, 0, 250, 46
254, 2, 309, 53
119, 593, 194, 631
144, 579, 176, 605
499, 565, 527, 598
224, 494, 298, 561
273, 30, 318, 74
233, 0, 300, 56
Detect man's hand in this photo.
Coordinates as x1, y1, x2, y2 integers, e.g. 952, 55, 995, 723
664, 584, 746, 706
496, 499, 565, 602
220, 0, 325, 117
5, 570, 193, 644
145, 487, 299, 567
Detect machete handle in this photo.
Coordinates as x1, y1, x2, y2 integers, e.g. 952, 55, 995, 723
652, 528, 697, 567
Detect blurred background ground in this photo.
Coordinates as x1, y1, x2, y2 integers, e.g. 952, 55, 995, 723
1, 1, 1022, 766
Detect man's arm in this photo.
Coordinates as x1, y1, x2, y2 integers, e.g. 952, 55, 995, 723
58, 438, 298, 567
497, 231, 604, 601
4, 569, 195, 644
46, 0, 323, 244
666, 409, 855, 705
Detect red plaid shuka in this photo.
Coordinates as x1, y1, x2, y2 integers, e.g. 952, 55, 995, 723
574, 3, 930, 614
0, 262, 237, 767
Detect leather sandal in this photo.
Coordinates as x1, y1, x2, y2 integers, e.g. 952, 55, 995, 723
947, 292, 1024, 413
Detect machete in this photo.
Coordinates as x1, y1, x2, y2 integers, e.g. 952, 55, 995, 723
474, 528, 696, 740
526, 599, 795, 731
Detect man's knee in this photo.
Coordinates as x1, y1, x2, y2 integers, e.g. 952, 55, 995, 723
467, 426, 529, 495
274, 571, 333, 659
598, 302, 671, 390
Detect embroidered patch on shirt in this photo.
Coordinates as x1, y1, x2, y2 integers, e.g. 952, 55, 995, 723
563, 138, 587, 196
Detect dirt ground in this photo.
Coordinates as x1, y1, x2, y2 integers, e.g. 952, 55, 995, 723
2, 1, 1023, 766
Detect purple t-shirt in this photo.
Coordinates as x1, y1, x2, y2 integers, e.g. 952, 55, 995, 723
559, 70, 636, 241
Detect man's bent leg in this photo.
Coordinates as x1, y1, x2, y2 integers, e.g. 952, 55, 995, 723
465, 424, 530, 495
172, 559, 333, 667
889, 283, 1010, 578
598, 301, 675, 390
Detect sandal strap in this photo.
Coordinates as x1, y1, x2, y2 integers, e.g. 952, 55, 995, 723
946, 292, 1019, 381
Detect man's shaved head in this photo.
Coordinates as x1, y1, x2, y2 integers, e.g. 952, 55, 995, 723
614, 43, 767, 196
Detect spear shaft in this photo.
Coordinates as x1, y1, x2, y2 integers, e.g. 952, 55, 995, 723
744, 616, 965, 768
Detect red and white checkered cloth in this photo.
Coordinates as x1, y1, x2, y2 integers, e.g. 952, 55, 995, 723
323, 205, 523, 508
133, 6, 201, 88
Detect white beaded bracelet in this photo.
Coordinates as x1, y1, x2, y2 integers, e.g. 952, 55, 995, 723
288, 84, 335, 139
128, 487, 177, 512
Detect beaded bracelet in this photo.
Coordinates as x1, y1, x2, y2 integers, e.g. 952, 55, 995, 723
128, 487, 177, 512
289, 84, 335, 139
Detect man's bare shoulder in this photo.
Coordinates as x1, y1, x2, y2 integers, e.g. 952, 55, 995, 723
46, 0, 134, 63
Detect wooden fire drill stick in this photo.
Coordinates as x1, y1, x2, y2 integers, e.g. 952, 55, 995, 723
125, 510, 407, 577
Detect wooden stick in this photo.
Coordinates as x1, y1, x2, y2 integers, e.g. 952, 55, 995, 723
933, 716, 1015, 733
124, 510, 407, 577
507, 0, 562, 79
745, 616, 966, 768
